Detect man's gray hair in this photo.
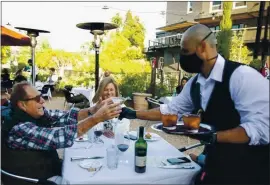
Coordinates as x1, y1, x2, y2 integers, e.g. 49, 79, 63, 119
183, 24, 217, 48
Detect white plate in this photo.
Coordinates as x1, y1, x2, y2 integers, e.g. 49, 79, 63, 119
79, 160, 102, 170
129, 131, 161, 142
144, 132, 161, 142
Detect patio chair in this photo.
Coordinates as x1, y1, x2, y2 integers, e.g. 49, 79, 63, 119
1, 169, 57, 185
40, 86, 52, 103
62, 88, 86, 110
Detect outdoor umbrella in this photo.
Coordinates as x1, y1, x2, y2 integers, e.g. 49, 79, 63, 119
1, 25, 31, 46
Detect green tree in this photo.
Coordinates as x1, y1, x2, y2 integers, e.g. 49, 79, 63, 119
230, 30, 252, 65
217, 2, 233, 59
1, 46, 11, 64
80, 41, 94, 55
36, 38, 52, 51
17, 47, 31, 65
111, 13, 123, 32
122, 10, 145, 50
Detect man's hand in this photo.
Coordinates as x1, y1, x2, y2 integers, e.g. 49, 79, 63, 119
93, 102, 122, 123
188, 132, 217, 145
89, 98, 113, 114
119, 107, 137, 120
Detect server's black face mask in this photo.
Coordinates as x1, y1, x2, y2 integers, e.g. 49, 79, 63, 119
179, 32, 213, 73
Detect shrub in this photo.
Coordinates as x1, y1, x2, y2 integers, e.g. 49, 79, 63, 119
37, 69, 50, 82
118, 73, 151, 97
249, 59, 262, 71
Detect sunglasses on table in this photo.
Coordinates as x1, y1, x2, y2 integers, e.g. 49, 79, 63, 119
22, 94, 43, 102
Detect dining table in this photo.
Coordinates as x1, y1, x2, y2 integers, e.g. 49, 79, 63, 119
62, 125, 201, 184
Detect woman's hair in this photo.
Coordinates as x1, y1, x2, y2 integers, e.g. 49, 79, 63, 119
92, 77, 120, 103
181, 77, 189, 84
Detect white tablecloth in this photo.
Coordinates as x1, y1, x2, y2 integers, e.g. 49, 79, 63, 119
62, 130, 200, 184
71, 87, 94, 102
35, 81, 55, 90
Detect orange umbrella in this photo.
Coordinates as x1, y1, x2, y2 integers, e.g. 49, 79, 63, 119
1, 25, 31, 46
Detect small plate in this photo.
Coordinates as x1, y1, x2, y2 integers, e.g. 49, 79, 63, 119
79, 160, 102, 170
162, 122, 214, 135
144, 132, 161, 142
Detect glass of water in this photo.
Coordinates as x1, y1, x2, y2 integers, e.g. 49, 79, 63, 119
106, 145, 118, 170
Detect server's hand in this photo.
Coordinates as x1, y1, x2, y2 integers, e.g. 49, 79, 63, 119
119, 107, 137, 120
188, 132, 217, 145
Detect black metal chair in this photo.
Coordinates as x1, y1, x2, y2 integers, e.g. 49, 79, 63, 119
62, 88, 87, 110
39, 85, 52, 103
1, 169, 57, 185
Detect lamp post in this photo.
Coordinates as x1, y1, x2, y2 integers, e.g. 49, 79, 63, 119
76, 22, 118, 91
15, 27, 50, 86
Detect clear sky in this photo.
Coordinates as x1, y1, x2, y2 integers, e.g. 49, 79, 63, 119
2, 2, 167, 52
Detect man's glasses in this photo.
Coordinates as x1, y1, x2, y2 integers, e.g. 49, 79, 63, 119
22, 94, 42, 102
180, 31, 213, 54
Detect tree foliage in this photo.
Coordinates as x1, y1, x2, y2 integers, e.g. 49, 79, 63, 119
249, 59, 262, 71
111, 13, 123, 32
229, 30, 252, 65
217, 2, 233, 59
122, 10, 145, 50
7, 11, 151, 94
1, 46, 11, 64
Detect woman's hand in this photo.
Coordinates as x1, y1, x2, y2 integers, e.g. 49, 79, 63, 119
89, 98, 113, 114
93, 101, 122, 123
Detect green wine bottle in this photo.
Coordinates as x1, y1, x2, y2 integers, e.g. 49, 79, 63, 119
135, 126, 147, 173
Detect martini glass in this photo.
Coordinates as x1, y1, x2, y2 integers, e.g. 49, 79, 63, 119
109, 97, 128, 138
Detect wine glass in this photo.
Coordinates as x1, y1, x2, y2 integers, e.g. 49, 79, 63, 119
93, 124, 104, 146
109, 97, 128, 136
115, 131, 130, 164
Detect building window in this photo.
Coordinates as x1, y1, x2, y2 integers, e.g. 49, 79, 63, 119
233, 1, 247, 9
210, 1, 222, 12
232, 24, 245, 29
187, 1, 193, 13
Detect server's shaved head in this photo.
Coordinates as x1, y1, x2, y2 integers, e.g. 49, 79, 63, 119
180, 24, 217, 54
179, 24, 219, 77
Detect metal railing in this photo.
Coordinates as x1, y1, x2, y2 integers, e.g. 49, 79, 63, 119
147, 26, 262, 49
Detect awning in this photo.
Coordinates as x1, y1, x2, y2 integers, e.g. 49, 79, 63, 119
1, 25, 31, 46
157, 21, 198, 32
195, 10, 268, 25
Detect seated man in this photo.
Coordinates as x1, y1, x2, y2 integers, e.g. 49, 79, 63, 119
45, 68, 58, 92
1, 81, 121, 185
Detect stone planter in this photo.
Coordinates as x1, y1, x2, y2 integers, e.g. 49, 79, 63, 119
132, 93, 152, 110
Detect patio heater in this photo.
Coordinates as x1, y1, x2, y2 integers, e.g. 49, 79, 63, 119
76, 22, 118, 91
15, 27, 50, 86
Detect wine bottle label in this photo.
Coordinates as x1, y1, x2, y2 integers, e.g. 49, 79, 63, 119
135, 156, 146, 167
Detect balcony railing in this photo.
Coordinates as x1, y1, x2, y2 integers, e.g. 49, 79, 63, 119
148, 27, 264, 50
148, 33, 183, 50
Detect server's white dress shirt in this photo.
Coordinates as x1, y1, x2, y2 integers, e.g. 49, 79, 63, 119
160, 55, 269, 145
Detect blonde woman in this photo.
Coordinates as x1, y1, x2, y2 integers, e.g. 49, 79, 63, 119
92, 77, 129, 138
92, 77, 120, 104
